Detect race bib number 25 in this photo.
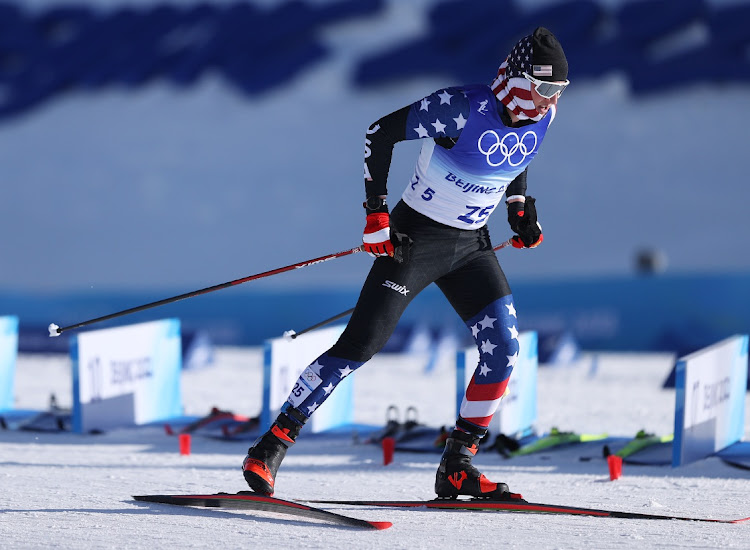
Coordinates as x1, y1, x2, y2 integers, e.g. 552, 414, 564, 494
457, 204, 496, 225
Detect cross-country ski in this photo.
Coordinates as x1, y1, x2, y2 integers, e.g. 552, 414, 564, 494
308, 498, 749, 524
133, 492, 392, 530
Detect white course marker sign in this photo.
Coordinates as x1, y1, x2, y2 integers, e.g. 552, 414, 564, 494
71, 319, 182, 433
0, 316, 19, 411
672, 334, 748, 467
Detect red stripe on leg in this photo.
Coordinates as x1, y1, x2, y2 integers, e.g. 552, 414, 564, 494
465, 377, 509, 401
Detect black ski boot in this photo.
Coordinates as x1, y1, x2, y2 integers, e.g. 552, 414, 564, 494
242, 409, 304, 495
435, 429, 522, 501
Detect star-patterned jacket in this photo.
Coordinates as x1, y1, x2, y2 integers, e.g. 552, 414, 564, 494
364, 84, 554, 228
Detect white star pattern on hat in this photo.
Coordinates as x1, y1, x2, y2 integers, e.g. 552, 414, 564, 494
508, 35, 533, 78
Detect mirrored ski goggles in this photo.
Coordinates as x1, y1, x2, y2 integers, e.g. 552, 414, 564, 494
522, 72, 569, 98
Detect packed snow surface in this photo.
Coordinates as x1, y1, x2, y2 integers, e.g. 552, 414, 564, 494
2, 349, 749, 549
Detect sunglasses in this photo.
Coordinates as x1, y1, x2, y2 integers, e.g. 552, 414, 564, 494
523, 72, 569, 99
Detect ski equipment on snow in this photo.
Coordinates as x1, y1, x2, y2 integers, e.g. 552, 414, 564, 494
511, 428, 608, 456
132, 492, 392, 530
308, 498, 749, 524
603, 431, 674, 460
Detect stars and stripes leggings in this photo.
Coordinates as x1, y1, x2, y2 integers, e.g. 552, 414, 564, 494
284, 201, 519, 436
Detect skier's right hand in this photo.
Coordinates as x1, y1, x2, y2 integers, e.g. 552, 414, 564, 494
363, 212, 394, 258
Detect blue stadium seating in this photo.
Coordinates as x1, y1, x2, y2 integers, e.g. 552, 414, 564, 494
0, 0, 749, 118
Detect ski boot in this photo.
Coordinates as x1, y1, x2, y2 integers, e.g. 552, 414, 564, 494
435, 429, 522, 501
242, 408, 305, 495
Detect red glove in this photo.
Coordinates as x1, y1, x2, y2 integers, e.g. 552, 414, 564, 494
511, 233, 543, 249
363, 212, 394, 257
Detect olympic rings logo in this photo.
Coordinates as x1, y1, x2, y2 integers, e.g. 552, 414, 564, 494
477, 130, 538, 167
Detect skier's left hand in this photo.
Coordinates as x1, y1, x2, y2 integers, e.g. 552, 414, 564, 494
507, 196, 543, 249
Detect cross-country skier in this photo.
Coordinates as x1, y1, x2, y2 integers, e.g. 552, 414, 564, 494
243, 27, 569, 500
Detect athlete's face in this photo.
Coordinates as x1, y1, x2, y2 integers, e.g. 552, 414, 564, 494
530, 85, 561, 115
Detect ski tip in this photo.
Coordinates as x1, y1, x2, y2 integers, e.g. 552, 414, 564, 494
368, 521, 393, 530
731, 517, 750, 524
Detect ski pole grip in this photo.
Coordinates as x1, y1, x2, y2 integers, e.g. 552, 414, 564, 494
391, 232, 413, 264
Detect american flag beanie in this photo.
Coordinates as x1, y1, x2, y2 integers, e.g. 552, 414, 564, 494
490, 27, 568, 121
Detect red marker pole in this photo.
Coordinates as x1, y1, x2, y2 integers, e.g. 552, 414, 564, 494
382, 437, 395, 466
179, 433, 192, 456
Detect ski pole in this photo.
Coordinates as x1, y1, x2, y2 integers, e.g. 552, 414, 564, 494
285, 308, 355, 340
48, 245, 366, 337
284, 237, 514, 339
493, 237, 513, 252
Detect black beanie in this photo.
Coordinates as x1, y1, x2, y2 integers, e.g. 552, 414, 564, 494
530, 27, 568, 82
506, 27, 568, 82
